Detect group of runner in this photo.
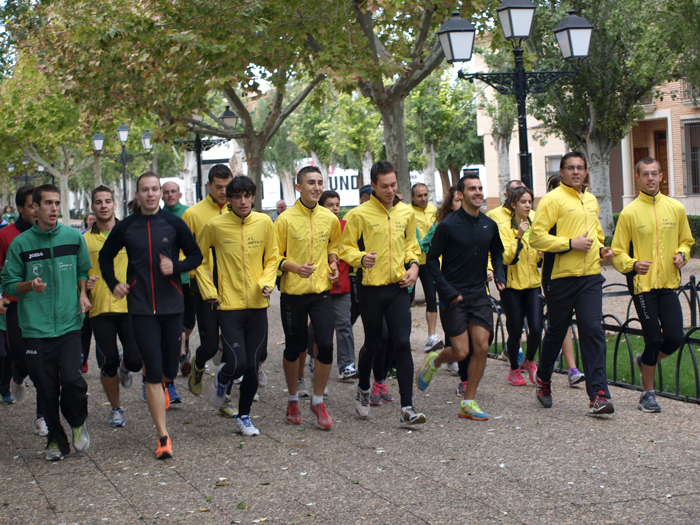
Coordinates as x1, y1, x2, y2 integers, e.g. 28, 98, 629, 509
0, 153, 692, 462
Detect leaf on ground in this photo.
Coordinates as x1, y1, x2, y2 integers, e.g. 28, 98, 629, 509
198, 508, 210, 512
237, 501, 250, 510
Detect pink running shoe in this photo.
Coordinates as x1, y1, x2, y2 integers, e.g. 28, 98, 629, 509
521, 360, 538, 385
507, 369, 527, 386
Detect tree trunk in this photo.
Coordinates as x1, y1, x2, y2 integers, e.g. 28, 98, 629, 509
83, 190, 90, 215
230, 140, 245, 177
378, 97, 410, 202
496, 133, 512, 204
279, 169, 296, 206
151, 147, 160, 175
59, 171, 70, 226
438, 169, 450, 197
244, 136, 266, 210
180, 150, 196, 206
449, 165, 461, 187
310, 151, 329, 188
583, 136, 615, 236
361, 143, 373, 188
422, 144, 437, 206
93, 152, 102, 187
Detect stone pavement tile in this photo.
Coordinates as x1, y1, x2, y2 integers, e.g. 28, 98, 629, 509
0, 507, 57, 525
27, 473, 132, 514
658, 494, 700, 521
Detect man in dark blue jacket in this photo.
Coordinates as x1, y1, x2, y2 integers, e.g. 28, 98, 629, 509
100, 172, 202, 459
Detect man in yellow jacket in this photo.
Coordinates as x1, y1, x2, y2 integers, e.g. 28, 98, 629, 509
340, 160, 426, 425
84, 186, 141, 428
611, 157, 693, 413
196, 176, 279, 436
530, 152, 615, 414
275, 166, 342, 430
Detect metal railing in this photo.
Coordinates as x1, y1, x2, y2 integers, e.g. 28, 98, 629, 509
488, 275, 700, 404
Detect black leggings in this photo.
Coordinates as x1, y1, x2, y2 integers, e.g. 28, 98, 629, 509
500, 287, 544, 371
633, 289, 684, 367
91, 314, 142, 378
218, 309, 267, 416
280, 293, 335, 365
182, 283, 196, 331
409, 265, 438, 312
81, 315, 92, 365
132, 314, 182, 384
193, 292, 220, 369
5, 302, 42, 419
358, 283, 413, 406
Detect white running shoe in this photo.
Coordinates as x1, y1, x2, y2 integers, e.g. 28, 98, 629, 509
424, 334, 444, 353
297, 377, 309, 397
212, 344, 223, 366
338, 365, 359, 380
34, 417, 49, 437
355, 386, 370, 419
258, 364, 267, 387
446, 362, 459, 375
10, 379, 26, 403
109, 407, 125, 427
234, 415, 260, 436
118, 361, 133, 389
209, 363, 230, 409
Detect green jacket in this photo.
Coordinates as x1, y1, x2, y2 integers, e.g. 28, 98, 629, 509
163, 202, 191, 285
1, 222, 91, 338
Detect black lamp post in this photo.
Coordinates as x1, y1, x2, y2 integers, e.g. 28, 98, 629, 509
439, 5, 593, 189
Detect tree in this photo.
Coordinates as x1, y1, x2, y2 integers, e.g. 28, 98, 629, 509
663, 0, 700, 91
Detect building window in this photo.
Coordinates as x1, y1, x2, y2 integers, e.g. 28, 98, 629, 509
545, 155, 562, 182
683, 119, 700, 195
681, 79, 700, 101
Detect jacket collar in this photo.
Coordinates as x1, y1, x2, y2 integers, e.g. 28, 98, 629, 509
15, 215, 32, 233
206, 194, 225, 212
639, 190, 661, 203
560, 182, 587, 198
294, 198, 317, 215
229, 209, 252, 223
163, 202, 186, 214
369, 194, 393, 215
90, 218, 118, 235
30, 221, 61, 236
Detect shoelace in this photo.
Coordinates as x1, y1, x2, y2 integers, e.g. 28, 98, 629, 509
358, 391, 369, 406
539, 381, 552, 397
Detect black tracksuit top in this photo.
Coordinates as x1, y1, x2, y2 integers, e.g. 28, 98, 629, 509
99, 209, 203, 316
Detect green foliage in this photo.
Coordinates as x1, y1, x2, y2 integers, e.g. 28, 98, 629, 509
661, 0, 700, 92
687, 216, 700, 258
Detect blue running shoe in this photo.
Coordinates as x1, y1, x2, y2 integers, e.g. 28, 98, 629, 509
517, 348, 524, 367
165, 382, 182, 404
2, 395, 15, 405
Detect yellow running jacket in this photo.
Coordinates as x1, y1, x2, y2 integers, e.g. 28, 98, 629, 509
274, 200, 342, 295
340, 195, 421, 287
500, 219, 542, 290
412, 203, 437, 265
182, 195, 227, 283
196, 211, 279, 310
84, 226, 128, 317
611, 191, 693, 295
530, 184, 605, 280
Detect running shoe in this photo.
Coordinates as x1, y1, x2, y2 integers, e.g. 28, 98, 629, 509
369, 381, 383, 406
253, 392, 260, 402
118, 361, 133, 388
522, 360, 538, 385
355, 386, 370, 419
308, 356, 315, 374
638, 391, 661, 413
380, 382, 393, 402
82, 362, 89, 374
507, 368, 527, 386
212, 344, 223, 366
258, 364, 267, 387
10, 379, 25, 403
589, 390, 614, 415
286, 400, 302, 425
501, 347, 509, 361
455, 380, 468, 397
388, 367, 397, 379
109, 406, 125, 427
536, 377, 553, 408
209, 364, 230, 409
165, 382, 182, 404
45, 441, 64, 461
310, 402, 333, 430
567, 367, 585, 387
2, 395, 15, 404
424, 334, 444, 353
633, 353, 643, 375
188, 354, 205, 395
217, 401, 238, 418
34, 417, 48, 437
446, 362, 459, 375
297, 377, 310, 397
234, 415, 260, 436
71, 423, 90, 452
400, 406, 426, 425
156, 435, 173, 459
416, 351, 439, 391
338, 364, 359, 380
458, 400, 489, 421
180, 351, 192, 377
163, 383, 170, 410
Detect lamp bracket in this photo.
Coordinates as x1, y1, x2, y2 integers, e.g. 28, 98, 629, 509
459, 68, 579, 96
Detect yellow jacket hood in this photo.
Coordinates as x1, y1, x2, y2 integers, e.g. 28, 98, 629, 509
84, 227, 128, 317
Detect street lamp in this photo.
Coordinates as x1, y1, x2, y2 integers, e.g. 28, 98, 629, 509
141, 130, 153, 151
118, 123, 130, 217
439, 7, 593, 189
92, 131, 105, 152
7, 163, 14, 173
219, 106, 239, 128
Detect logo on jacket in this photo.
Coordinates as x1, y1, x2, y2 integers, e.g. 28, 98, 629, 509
32, 262, 43, 277
162, 237, 169, 243
28, 251, 44, 260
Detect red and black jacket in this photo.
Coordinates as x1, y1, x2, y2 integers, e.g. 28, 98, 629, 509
99, 209, 202, 316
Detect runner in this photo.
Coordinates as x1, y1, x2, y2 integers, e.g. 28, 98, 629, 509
530, 152, 615, 414
611, 156, 693, 413
275, 166, 341, 430
182, 165, 233, 397
419, 173, 505, 421
84, 185, 142, 427
340, 160, 426, 425
196, 176, 278, 435
410, 183, 443, 354
2, 184, 92, 461
99, 172, 202, 459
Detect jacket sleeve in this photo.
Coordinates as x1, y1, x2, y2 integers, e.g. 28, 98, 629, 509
99, 222, 127, 292
611, 211, 636, 275
419, 223, 436, 254
677, 210, 694, 262
1, 241, 25, 298
339, 212, 366, 269
426, 222, 460, 303
76, 235, 92, 282
327, 216, 341, 258
490, 225, 506, 284
273, 214, 289, 274
530, 196, 571, 253
593, 200, 606, 252
195, 223, 218, 302
404, 212, 421, 266
500, 224, 523, 266
172, 221, 203, 274
261, 219, 280, 290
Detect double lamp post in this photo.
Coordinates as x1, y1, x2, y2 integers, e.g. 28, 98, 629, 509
438, 0, 593, 189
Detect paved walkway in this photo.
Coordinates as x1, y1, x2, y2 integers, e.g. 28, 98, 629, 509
2, 273, 700, 524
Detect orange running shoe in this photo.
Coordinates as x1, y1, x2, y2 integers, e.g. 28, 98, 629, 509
163, 383, 170, 410
156, 435, 173, 459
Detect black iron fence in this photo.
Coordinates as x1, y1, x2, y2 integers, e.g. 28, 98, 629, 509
488, 275, 700, 404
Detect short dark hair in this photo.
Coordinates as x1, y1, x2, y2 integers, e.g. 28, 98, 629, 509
32, 184, 60, 205
411, 183, 427, 197
457, 172, 480, 194
15, 185, 35, 209
226, 176, 256, 198
136, 171, 159, 191
319, 190, 340, 207
560, 152, 587, 171
636, 157, 660, 175
208, 164, 233, 183
92, 185, 114, 203
504, 180, 523, 195
370, 160, 397, 184
296, 165, 321, 185
547, 173, 562, 192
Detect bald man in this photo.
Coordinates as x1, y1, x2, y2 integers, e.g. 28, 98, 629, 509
271, 200, 287, 222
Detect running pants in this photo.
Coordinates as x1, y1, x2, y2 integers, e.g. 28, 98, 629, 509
633, 289, 684, 367
91, 314, 142, 378
308, 293, 356, 372
218, 309, 267, 416
0, 332, 11, 397
538, 275, 609, 400
409, 265, 438, 313
25, 331, 88, 455
281, 293, 335, 365
6, 302, 43, 419
193, 292, 220, 369
440, 309, 473, 382
182, 283, 196, 332
358, 283, 413, 406
81, 315, 92, 365
132, 314, 182, 384
500, 287, 544, 370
